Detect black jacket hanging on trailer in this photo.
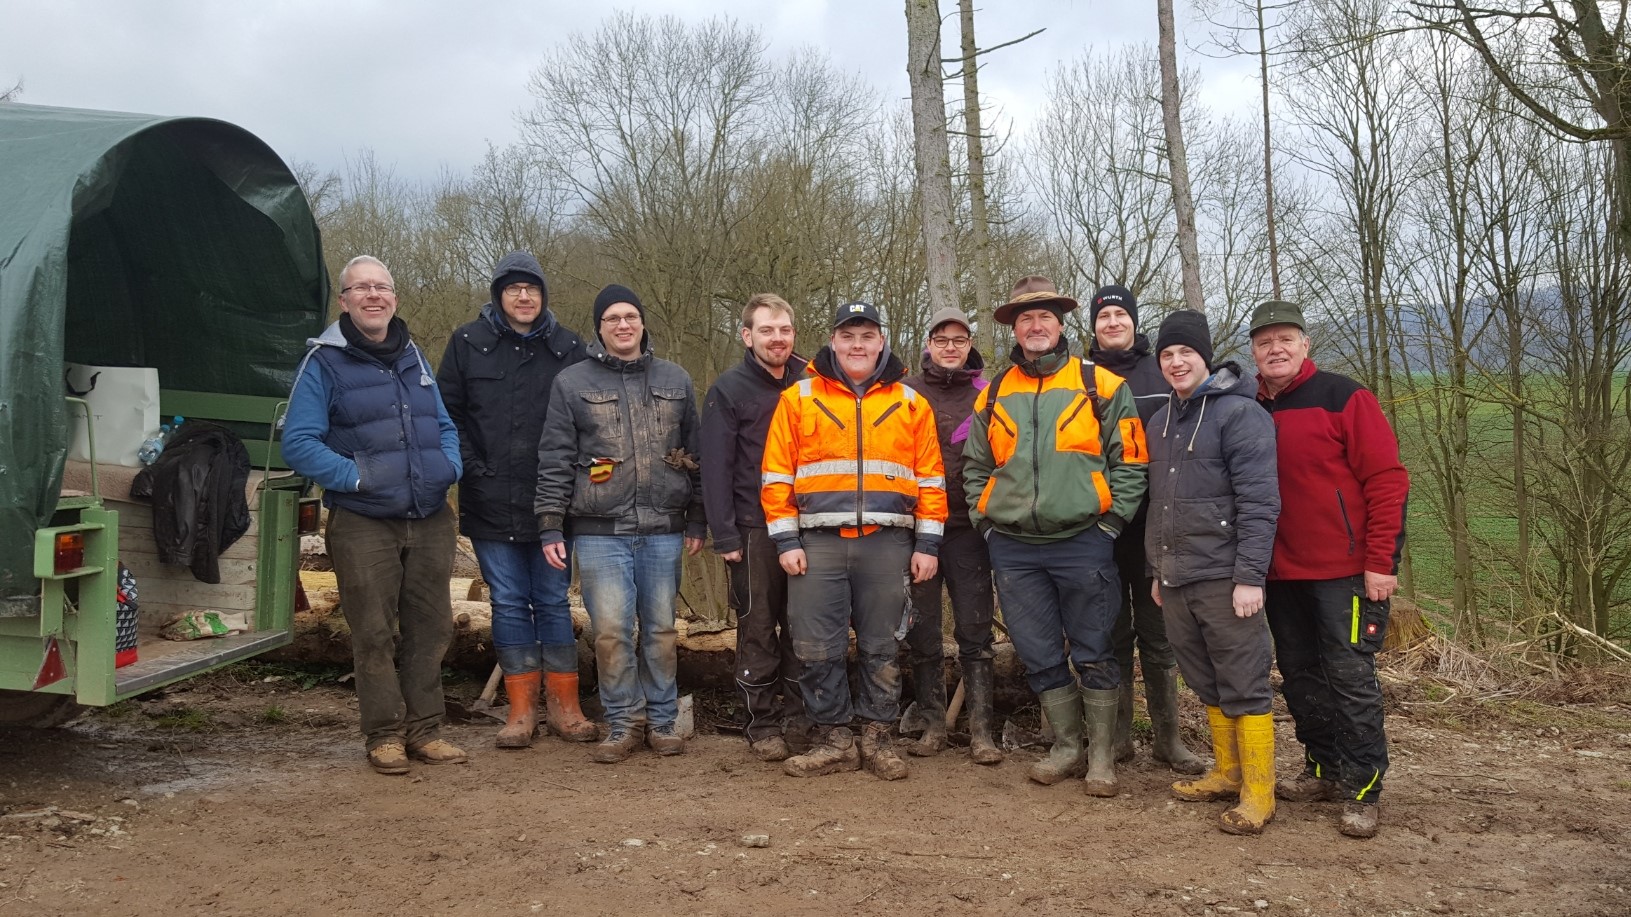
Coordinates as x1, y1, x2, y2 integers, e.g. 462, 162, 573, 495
132, 421, 253, 584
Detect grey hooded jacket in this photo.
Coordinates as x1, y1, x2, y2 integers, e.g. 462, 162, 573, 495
1144, 361, 1280, 589
533, 339, 705, 544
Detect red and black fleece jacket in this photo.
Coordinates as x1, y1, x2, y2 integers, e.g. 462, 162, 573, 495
1256, 359, 1409, 581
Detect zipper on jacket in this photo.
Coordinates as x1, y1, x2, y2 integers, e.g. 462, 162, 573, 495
1029, 374, 1043, 532
855, 392, 866, 528
1336, 489, 1356, 555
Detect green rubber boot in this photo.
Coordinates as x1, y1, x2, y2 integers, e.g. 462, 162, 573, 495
1081, 686, 1120, 798
1028, 685, 1086, 785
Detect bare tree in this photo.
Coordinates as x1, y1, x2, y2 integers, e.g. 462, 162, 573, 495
0, 78, 21, 103
955, 0, 997, 354
1157, 0, 1206, 312
905, 0, 961, 316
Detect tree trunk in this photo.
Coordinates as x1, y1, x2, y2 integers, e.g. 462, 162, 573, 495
1157, 0, 1205, 312
958, 0, 997, 355
1256, 0, 1282, 299
905, 0, 962, 316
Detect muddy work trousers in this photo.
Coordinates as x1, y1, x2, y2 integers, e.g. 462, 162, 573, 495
786, 527, 912, 726
1159, 577, 1273, 717
1112, 519, 1176, 673
727, 526, 805, 742
1267, 576, 1390, 803
327, 506, 456, 751
904, 526, 995, 667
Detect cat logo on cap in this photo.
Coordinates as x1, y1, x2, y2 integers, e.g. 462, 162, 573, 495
849, 304, 867, 314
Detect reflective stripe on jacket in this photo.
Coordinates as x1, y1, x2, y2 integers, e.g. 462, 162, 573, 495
760, 358, 948, 555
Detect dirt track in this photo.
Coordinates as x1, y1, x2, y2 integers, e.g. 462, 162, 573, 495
2, 673, 1628, 917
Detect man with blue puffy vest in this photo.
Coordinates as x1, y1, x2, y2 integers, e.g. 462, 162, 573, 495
284, 255, 467, 776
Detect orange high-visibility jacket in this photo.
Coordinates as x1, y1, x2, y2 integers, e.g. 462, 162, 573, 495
761, 355, 948, 554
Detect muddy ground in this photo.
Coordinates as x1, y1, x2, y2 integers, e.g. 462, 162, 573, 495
2, 665, 1628, 917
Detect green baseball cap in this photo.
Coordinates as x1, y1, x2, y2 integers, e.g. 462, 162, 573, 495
1249, 299, 1305, 334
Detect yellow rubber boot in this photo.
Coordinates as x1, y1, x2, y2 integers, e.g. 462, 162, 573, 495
1220, 713, 1277, 835
1172, 706, 1240, 801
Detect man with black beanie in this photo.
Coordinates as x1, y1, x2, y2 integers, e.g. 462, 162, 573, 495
438, 251, 594, 750
535, 283, 706, 763
1088, 284, 1205, 775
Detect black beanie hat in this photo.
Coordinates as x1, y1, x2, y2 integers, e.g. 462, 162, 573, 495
592, 284, 646, 347
1091, 284, 1139, 330
1155, 310, 1214, 368
593, 284, 644, 326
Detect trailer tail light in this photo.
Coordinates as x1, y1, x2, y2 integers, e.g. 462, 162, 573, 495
298, 499, 321, 535
53, 532, 85, 574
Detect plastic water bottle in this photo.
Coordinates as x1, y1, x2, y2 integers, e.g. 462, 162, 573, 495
138, 428, 166, 465
168, 416, 184, 440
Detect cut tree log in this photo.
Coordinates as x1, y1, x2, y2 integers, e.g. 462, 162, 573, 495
269, 573, 1040, 709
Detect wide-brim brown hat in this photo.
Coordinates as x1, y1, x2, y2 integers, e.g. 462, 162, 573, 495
994, 289, 1079, 326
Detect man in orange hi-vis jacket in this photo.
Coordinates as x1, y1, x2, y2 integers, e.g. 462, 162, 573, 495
762, 301, 947, 782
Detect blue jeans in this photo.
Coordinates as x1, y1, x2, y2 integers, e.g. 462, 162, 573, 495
572, 533, 683, 731
786, 527, 912, 726
471, 538, 576, 675
988, 526, 1121, 693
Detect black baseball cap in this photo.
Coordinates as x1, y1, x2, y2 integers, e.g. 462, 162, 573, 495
832, 301, 883, 330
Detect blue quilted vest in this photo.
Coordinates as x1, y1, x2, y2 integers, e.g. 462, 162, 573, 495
311, 341, 457, 519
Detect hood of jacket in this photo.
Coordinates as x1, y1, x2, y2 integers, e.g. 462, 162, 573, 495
489, 250, 548, 307
812, 342, 906, 393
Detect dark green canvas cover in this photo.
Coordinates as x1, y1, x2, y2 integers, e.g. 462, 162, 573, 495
0, 103, 328, 610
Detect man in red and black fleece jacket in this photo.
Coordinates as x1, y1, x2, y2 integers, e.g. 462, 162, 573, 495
1249, 300, 1408, 841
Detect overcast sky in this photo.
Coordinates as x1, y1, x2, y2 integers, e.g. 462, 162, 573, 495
1, 1, 1255, 182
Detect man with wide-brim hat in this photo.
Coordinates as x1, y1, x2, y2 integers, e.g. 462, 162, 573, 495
964, 275, 1150, 797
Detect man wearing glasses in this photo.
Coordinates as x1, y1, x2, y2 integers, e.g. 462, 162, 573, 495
535, 284, 706, 763
437, 252, 594, 750
284, 255, 467, 775
899, 308, 1003, 765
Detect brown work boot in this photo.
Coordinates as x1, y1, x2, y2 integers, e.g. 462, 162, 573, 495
542, 672, 599, 743
407, 739, 469, 765
750, 735, 792, 762
497, 672, 541, 749
591, 726, 643, 764
783, 725, 861, 777
860, 721, 909, 781
647, 724, 686, 756
1277, 770, 1339, 803
367, 741, 410, 775
1340, 801, 1379, 839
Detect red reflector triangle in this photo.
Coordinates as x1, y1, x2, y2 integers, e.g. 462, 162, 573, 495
33, 636, 67, 689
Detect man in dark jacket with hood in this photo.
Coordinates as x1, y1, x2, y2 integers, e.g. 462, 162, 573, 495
1088, 284, 1204, 775
1146, 310, 1280, 836
437, 251, 594, 750
535, 284, 706, 764
700, 293, 811, 763
284, 255, 465, 775
900, 306, 1003, 765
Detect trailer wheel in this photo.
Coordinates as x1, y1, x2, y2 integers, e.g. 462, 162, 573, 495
0, 690, 83, 728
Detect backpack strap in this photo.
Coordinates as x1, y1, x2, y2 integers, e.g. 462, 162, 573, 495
979, 357, 1109, 430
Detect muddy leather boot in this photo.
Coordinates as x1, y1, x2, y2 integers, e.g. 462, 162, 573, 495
861, 720, 910, 780
965, 659, 1004, 765
591, 726, 643, 764
1277, 767, 1340, 803
1112, 666, 1136, 763
1080, 686, 1120, 798
1220, 713, 1276, 835
1148, 666, 1205, 774
784, 725, 861, 777
908, 661, 948, 757
1173, 706, 1242, 801
1028, 686, 1086, 785
542, 671, 599, 743
1340, 801, 1380, 839
496, 672, 541, 749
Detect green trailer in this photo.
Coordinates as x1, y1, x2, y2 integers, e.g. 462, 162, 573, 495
0, 103, 329, 725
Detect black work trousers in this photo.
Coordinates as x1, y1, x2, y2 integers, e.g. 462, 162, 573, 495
904, 526, 996, 667
1266, 576, 1390, 803
726, 526, 804, 742
1112, 518, 1176, 672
